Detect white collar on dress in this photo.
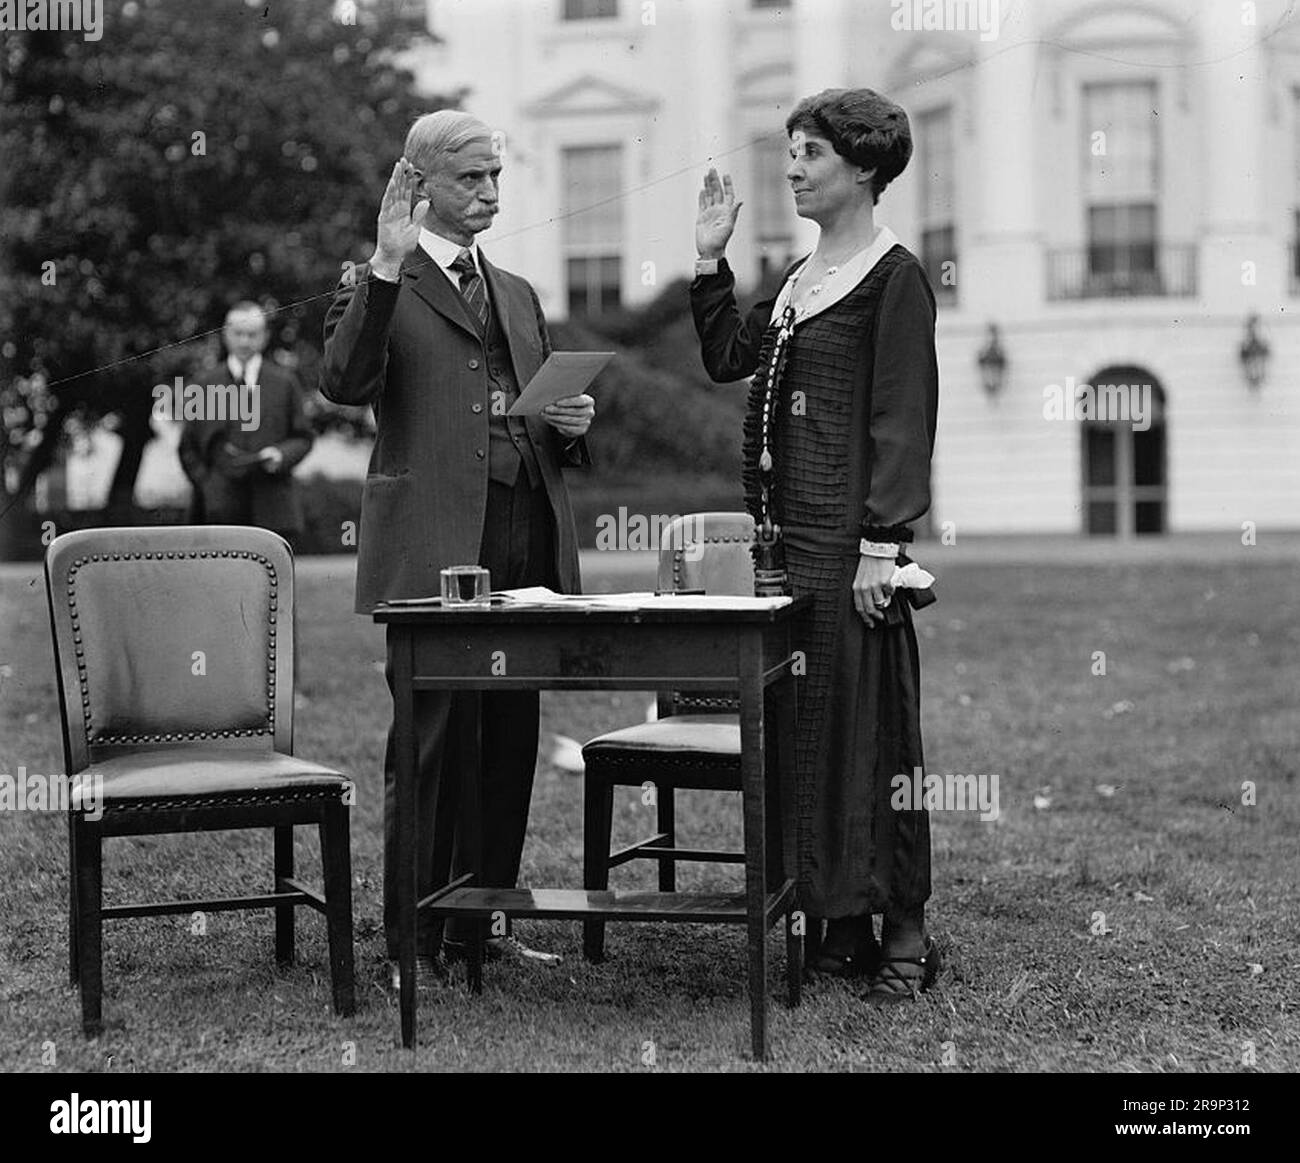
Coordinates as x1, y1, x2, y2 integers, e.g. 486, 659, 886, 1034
773, 225, 900, 324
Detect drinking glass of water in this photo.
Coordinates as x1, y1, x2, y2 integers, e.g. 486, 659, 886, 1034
440, 565, 491, 608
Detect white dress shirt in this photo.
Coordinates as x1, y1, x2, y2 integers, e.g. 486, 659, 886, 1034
418, 227, 481, 289
227, 353, 262, 385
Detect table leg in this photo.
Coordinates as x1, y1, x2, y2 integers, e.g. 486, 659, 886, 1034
739, 636, 768, 1062
460, 691, 485, 994
763, 690, 784, 894
775, 665, 802, 1009
393, 629, 418, 1049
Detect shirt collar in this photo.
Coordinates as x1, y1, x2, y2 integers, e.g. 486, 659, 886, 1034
419, 227, 479, 274
227, 352, 262, 383
775, 225, 900, 324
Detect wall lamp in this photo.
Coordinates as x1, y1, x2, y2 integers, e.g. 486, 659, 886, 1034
977, 322, 1007, 396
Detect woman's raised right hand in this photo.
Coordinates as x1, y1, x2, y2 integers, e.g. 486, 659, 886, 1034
695, 167, 742, 261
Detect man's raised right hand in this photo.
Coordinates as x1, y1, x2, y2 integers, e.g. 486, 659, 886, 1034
370, 157, 429, 279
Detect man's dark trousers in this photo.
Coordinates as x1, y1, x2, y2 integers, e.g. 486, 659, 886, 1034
382, 472, 557, 957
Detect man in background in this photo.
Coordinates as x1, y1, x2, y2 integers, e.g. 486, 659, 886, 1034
179, 301, 314, 547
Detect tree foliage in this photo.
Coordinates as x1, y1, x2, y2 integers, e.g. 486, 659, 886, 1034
0, 0, 449, 511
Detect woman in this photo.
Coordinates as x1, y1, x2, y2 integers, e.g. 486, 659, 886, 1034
690, 88, 940, 1002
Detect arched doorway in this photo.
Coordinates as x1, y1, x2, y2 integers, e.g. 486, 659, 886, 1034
1080, 366, 1167, 536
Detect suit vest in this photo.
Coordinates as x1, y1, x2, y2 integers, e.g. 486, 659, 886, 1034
482, 284, 542, 488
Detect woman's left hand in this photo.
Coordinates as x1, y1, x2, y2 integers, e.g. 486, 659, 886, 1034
852, 555, 895, 627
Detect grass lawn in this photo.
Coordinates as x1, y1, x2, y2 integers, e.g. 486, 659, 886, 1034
1, 548, 1297, 1072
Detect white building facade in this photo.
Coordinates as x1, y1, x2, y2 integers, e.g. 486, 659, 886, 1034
410, 0, 1300, 536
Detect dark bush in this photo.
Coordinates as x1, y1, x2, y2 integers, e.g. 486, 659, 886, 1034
298, 474, 362, 555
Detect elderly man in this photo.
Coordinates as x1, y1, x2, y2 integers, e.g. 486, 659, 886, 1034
321, 111, 595, 985
179, 301, 314, 547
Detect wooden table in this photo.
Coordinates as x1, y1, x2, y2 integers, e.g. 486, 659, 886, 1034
374, 594, 810, 1060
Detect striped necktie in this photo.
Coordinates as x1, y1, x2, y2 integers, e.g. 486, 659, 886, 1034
450, 248, 488, 335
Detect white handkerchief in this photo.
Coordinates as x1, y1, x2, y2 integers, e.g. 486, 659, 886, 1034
890, 562, 935, 590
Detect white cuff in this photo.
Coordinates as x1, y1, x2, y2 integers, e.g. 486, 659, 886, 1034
694, 258, 720, 276
369, 256, 402, 283
859, 539, 899, 559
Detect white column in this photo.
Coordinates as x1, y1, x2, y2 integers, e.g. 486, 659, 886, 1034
794, 0, 854, 100
790, 0, 855, 255
1198, 1, 1273, 307
688, 0, 734, 168
965, 1, 1041, 315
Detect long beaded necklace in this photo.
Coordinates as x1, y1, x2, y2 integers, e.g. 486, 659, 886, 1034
752, 299, 797, 596
752, 234, 879, 593
751, 253, 849, 595
757, 254, 840, 486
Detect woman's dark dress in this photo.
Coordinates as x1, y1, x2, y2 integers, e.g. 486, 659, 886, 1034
690, 245, 939, 919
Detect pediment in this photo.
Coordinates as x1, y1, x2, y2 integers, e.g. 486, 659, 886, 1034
1045, 2, 1192, 50
886, 32, 976, 87
524, 73, 660, 118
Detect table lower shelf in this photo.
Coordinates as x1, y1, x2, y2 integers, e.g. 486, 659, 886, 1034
419, 884, 797, 926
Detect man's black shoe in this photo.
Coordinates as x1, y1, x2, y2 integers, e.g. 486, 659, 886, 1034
442, 935, 563, 967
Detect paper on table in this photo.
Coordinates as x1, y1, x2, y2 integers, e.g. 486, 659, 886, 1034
506, 351, 614, 416
578, 593, 793, 610
496, 586, 571, 603
495, 587, 793, 611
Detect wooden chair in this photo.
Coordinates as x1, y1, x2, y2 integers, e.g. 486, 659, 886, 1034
581, 512, 761, 962
45, 525, 355, 1035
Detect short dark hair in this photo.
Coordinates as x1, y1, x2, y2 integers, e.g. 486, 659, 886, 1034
785, 88, 913, 205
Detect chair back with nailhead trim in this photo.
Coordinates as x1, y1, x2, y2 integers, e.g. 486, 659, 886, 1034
655, 512, 754, 716
45, 525, 296, 773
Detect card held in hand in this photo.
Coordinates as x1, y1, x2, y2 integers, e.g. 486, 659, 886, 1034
507, 352, 614, 416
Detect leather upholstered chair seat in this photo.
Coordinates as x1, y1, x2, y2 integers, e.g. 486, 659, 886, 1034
83, 748, 348, 805
45, 525, 355, 1035
581, 714, 741, 762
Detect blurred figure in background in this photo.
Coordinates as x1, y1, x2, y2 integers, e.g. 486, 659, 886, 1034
179, 301, 314, 548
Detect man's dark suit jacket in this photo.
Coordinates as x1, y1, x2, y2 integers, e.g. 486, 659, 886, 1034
319, 247, 588, 613
178, 358, 314, 533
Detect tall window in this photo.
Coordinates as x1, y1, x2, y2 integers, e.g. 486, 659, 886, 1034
752, 133, 795, 283
563, 0, 617, 19
562, 145, 623, 316
1083, 82, 1159, 293
917, 106, 957, 304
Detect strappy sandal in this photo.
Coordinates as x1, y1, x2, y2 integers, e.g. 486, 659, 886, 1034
808, 927, 882, 979
865, 937, 940, 1003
